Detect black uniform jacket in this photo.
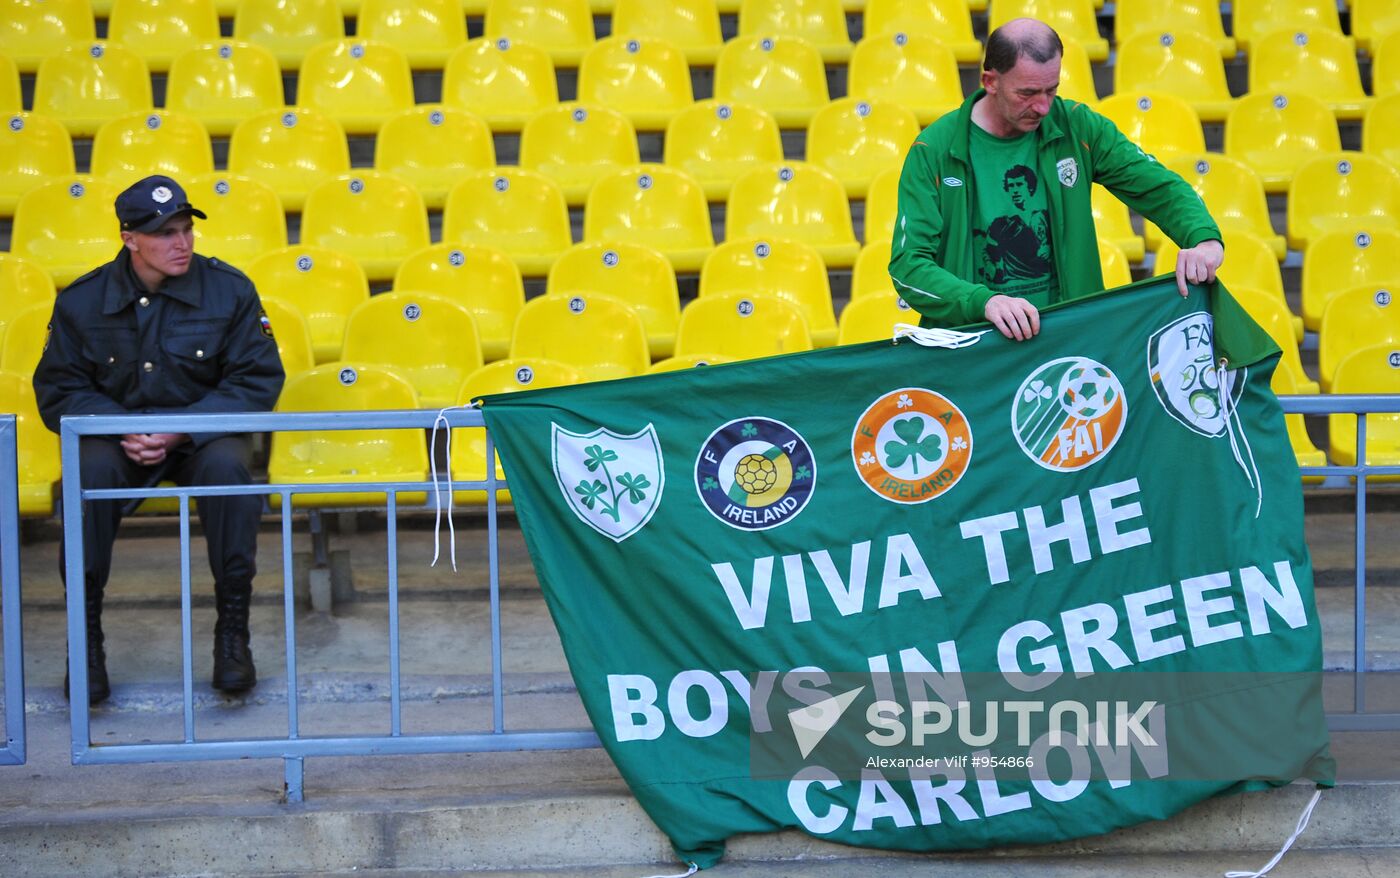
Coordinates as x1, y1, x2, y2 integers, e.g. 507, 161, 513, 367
33, 248, 285, 447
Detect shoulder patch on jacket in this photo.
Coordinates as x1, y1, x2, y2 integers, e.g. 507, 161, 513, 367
258, 308, 274, 339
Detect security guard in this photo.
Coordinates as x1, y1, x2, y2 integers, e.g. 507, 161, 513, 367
34, 175, 285, 704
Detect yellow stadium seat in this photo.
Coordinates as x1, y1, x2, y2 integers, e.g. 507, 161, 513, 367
1155, 230, 1294, 337
0, 113, 76, 217
33, 42, 153, 138
863, 166, 899, 244
0, 0, 96, 75
1113, 31, 1235, 123
521, 104, 640, 207
0, 55, 16, 115
297, 39, 414, 135
246, 245, 369, 364
738, 0, 852, 64
1099, 238, 1132, 289
838, 292, 915, 345
1375, 31, 1400, 97
647, 352, 735, 372
861, 0, 982, 63
700, 237, 838, 346
233, 0, 344, 71
1363, 93, 1400, 171
1233, 0, 1344, 55
0, 301, 53, 375
547, 241, 680, 358
1287, 153, 1400, 251
1224, 92, 1341, 195
662, 99, 783, 202
301, 172, 429, 282
451, 358, 584, 504
1095, 92, 1205, 159
726, 162, 859, 267
483, 0, 595, 68
1270, 365, 1326, 481
1301, 228, 1400, 331
847, 32, 963, 126
0, 369, 61, 515
1319, 285, 1400, 391
1112, 0, 1235, 58
576, 36, 694, 132
675, 291, 813, 360
1353, 0, 1400, 54
106, 0, 219, 73
443, 168, 573, 277
10, 176, 122, 287
227, 108, 349, 214
256, 294, 316, 378
713, 35, 829, 129
269, 363, 429, 509
611, 0, 724, 66
851, 237, 893, 299
1051, 37, 1099, 106
393, 243, 524, 362
988, 0, 1108, 62
357, 0, 466, 69
1248, 29, 1370, 121
1091, 185, 1144, 262
442, 38, 560, 134
805, 97, 920, 198
185, 173, 287, 269
1328, 344, 1400, 471
1224, 284, 1318, 394
0, 255, 56, 353
1150, 153, 1285, 258
89, 110, 214, 190
340, 291, 484, 410
165, 42, 284, 138
509, 292, 651, 381
583, 164, 715, 273
373, 106, 495, 211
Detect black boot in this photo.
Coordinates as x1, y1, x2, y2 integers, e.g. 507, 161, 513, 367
212, 582, 256, 693
64, 586, 110, 704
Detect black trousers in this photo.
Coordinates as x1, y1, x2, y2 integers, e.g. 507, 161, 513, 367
61, 435, 262, 596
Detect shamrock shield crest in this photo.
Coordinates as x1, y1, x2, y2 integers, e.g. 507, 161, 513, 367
552, 423, 665, 542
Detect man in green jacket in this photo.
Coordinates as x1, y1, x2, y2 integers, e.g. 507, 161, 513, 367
889, 18, 1225, 341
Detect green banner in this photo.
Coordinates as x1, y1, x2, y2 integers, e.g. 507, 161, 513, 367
481, 278, 1335, 869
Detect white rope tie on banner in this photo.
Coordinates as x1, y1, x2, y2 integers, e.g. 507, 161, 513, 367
1224, 788, 1323, 878
892, 323, 989, 349
428, 405, 469, 571
640, 863, 698, 878
1216, 359, 1264, 518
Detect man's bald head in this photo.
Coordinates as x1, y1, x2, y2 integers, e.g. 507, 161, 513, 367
984, 18, 1063, 73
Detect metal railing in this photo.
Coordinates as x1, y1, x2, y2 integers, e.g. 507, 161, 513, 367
0, 416, 26, 765
59, 409, 599, 801
1281, 394, 1400, 733
44, 396, 1400, 792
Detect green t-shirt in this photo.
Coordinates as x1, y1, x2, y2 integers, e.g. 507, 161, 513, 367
969, 123, 1061, 305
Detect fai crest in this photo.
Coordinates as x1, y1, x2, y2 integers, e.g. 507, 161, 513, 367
1012, 357, 1126, 472
1056, 157, 1079, 187
552, 423, 665, 543
1147, 312, 1243, 438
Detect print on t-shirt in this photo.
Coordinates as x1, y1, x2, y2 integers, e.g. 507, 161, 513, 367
969, 125, 1060, 305
977, 164, 1052, 286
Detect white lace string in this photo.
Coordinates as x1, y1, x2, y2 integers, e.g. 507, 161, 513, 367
428, 405, 465, 571
640, 863, 699, 878
1224, 788, 1323, 877
1217, 359, 1264, 518
892, 323, 989, 349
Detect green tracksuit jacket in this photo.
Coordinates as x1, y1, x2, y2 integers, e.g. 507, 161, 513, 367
888, 90, 1222, 328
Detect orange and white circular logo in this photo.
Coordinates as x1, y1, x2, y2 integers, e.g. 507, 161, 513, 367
852, 388, 973, 504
